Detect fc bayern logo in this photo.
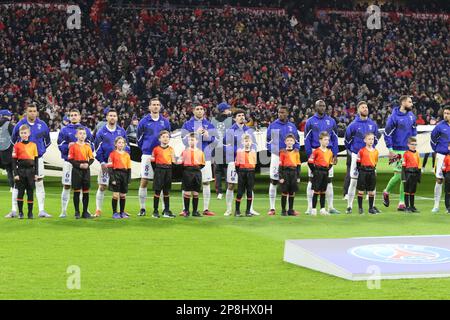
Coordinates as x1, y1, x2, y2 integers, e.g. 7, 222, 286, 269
348, 244, 450, 265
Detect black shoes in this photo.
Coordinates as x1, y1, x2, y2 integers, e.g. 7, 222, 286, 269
152, 210, 160, 219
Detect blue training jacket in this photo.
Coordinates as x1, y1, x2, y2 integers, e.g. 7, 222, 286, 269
383, 107, 417, 151
344, 116, 380, 154
12, 118, 50, 157
181, 116, 217, 160
304, 113, 339, 157
266, 119, 300, 154
430, 120, 450, 155
136, 114, 171, 155
223, 123, 257, 163
94, 124, 129, 164
57, 123, 94, 161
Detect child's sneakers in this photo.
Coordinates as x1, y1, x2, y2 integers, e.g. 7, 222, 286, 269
82, 212, 92, 219
180, 210, 190, 217
311, 208, 317, 216
234, 210, 242, 217
319, 208, 329, 216
27, 213, 33, 219
358, 207, 364, 214
162, 210, 176, 218
192, 211, 202, 217
75, 212, 81, 219
410, 207, 420, 213
281, 210, 288, 216
152, 210, 160, 219
245, 210, 254, 217
287, 210, 297, 216
18, 212, 24, 219
368, 208, 377, 214
120, 212, 130, 219
112, 212, 121, 219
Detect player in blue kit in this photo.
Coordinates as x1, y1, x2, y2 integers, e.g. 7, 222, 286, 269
430, 106, 450, 212
57, 109, 94, 218
136, 98, 171, 216
304, 100, 339, 214
7, 102, 51, 218
94, 108, 129, 217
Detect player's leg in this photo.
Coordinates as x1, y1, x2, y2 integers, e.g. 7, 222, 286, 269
6, 179, 18, 218
112, 191, 120, 219
26, 182, 34, 219
81, 171, 91, 218
326, 166, 339, 213
432, 153, 445, 212
162, 170, 174, 218
306, 166, 314, 214
445, 174, 450, 213
138, 154, 153, 216
35, 157, 50, 218
215, 163, 224, 199
119, 193, 127, 218
347, 153, 359, 213
235, 173, 245, 217
95, 168, 109, 216
16, 180, 25, 219
268, 153, 280, 214
182, 190, 191, 216
60, 161, 72, 218
246, 172, 255, 216
202, 160, 215, 216
319, 173, 329, 215
225, 162, 237, 215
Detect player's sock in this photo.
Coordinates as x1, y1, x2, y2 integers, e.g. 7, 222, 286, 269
347, 179, 357, 209
226, 189, 233, 212
120, 196, 126, 213
320, 193, 326, 209
405, 193, 410, 208
161, 191, 166, 211
434, 182, 442, 208
138, 187, 147, 210
235, 197, 241, 211
203, 184, 211, 211
357, 193, 363, 210
96, 189, 105, 211
27, 200, 33, 215
163, 194, 170, 211
385, 173, 400, 193
250, 191, 256, 212
183, 194, 190, 212
269, 183, 277, 210
112, 197, 118, 213
281, 193, 287, 212
82, 192, 89, 213
73, 192, 80, 213
11, 188, 18, 212
17, 197, 23, 214
307, 181, 313, 210
410, 194, 415, 208
193, 195, 199, 212
326, 183, 334, 209
181, 190, 185, 210
369, 195, 374, 209
61, 188, 70, 214
153, 194, 160, 211
399, 176, 405, 203
288, 193, 294, 211
35, 180, 45, 212
312, 192, 318, 209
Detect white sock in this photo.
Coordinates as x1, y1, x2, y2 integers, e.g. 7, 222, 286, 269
250, 191, 255, 211
326, 183, 334, 209
226, 189, 234, 212
96, 189, 105, 211
307, 181, 313, 210
203, 185, 211, 211
347, 179, 357, 209
434, 182, 443, 208
11, 187, 18, 212
160, 190, 165, 211
138, 187, 147, 210
269, 183, 277, 210
35, 180, 45, 212
61, 188, 70, 214
181, 190, 185, 210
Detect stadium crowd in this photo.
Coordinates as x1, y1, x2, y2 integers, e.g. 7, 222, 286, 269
0, 1, 448, 135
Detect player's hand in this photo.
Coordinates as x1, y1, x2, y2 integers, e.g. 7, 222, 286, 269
81, 163, 88, 169
68, 142, 75, 148
111, 181, 116, 185
202, 129, 209, 139
296, 178, 300, 183
34, 175, 38, 181
389, 151, 397, 159
14, 175, 19, 181
279, 179, 284, 184
333, 156, 338, 165
101, 163, 108, 171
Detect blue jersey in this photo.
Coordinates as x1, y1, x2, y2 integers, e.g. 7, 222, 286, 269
223, 123, 256, 163
57, 123, 94, 161
94, 125, 129, 164
384, 107, 417, 151
266, 119, 300, 154
431, 120, 450, 155
12, 118, 50, 157
181, 117, 217, 160
304, 113, 339, 156
344, 116, 380, 154
137, 114, 171, 155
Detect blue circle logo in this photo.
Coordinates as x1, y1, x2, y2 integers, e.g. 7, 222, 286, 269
348, 244, 450, 264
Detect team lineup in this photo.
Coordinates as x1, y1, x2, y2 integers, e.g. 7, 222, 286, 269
2, 95, 450, 219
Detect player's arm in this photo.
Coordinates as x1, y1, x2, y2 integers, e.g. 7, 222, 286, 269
401, 152, 408, 181
136, 119, 145, 149
199, 151, 205, 170
304, 121, 312, 157
266, 123, 272, 153
180, 123, 190, 147
11, 124, 19, 144
34, 145, 39, 177
373, 122, 381, 147
411, 115, 418, 137
296, 150, 301, 178
86, 128, 95, 151
356, 149, 362, 171
344, 123, 353, 151
293, 125, 300, 150
12, 145, 19, 178
331, 120, 339, 157
87, 147, 94, 167
430, 125, 440, 152
307, 150, 315, 171
383, 116, 396, 151
43, 124, 51, 150
57, 129, 68, 156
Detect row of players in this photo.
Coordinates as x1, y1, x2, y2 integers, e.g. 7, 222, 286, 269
3, 95, 450, 218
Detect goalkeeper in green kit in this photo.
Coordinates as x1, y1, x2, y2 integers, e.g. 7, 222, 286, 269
382, 96, 417, 211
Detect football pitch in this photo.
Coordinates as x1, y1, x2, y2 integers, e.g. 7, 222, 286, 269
1, 158, 449, 300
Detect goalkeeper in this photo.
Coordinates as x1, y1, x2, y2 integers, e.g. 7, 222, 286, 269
382, 96, 417, 211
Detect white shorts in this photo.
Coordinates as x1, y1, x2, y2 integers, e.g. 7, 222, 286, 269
308, 165, 334, 178
140, 154, 155, 180
97, 168, 109, 185
435, 153, 446, 179
349, 152, 359, 179
61, 161, 72, 185
37, 157, 45, 178
227, 162, 238, 184
269, 154, 280, 180
201, 160, 214, 182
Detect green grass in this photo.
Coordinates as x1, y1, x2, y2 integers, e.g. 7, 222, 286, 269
0, 158, 449, 300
